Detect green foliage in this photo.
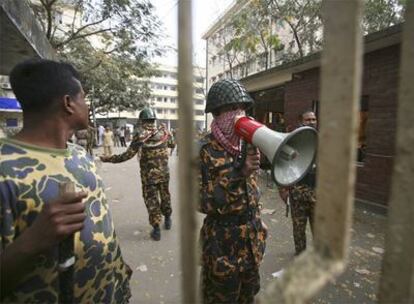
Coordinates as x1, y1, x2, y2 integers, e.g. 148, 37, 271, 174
363, 0, 405, 33
224, 0, 405, 71
31, 0, 164, 113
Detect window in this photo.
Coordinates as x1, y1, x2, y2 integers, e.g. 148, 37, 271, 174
170, 109, 176, 114
195, 88, 204, 94
156, 109, 163, 114
164, 86, 168, 90
54, 11, 63, 24
171, 98, 176, 103
6, 118, 18, 127
195, 99, 204, 105
196, 77, 204, 83
164, 97, 168, 102
195, 110, 204, 116
157, 97, 162, 102
170, 86, 176, 91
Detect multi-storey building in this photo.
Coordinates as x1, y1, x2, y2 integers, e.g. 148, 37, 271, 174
149, 65, 206, 131
96, 64, 206, 131
202, 0, 294, 88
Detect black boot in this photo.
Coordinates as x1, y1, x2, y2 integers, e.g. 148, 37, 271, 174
164, 216, 172, 230
150, 225, 161, 241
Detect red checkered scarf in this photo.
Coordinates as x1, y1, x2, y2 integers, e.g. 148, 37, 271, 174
211, 109, 245, 156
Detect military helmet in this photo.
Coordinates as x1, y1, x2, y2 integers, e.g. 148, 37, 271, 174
139, 107, 157, 120
205, 79, 254, 113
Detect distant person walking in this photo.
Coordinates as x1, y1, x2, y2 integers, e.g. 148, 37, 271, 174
103, 126, 114, 157
119, 127, 127, 147
98, 125, 105, 146
114, 127, 121, 147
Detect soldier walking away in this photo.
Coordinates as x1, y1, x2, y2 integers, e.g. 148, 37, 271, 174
100, 107, 175, 241
279, 110, 318, 256
199, 79, 268, 304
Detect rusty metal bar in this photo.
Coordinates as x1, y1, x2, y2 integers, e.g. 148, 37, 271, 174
260, 1, 363, 302
313, 0, 363, 261
177, 0, 199, 303
378, 2, 414, 303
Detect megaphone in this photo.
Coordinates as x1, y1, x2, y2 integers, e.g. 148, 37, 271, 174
235, 117, 317, 187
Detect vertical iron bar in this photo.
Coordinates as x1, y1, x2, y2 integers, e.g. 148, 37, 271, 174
379, 2, 414, 302
260, 0, 363, 302
177, 0, 199, 303
313, 0, 363, 260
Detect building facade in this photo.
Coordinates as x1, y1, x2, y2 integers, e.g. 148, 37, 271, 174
202, 0, 295, 127
241, 24, 403, 210
96, 64, 206, 131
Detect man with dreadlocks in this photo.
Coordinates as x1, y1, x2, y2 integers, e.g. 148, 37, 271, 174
198, 79, 268, 304
100, 107, 175, 241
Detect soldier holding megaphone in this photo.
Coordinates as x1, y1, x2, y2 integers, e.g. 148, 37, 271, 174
198, 79, 267, 304
199, 79, 318, 303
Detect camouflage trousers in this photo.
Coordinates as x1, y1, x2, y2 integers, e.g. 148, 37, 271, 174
142, 182, 172, 226
290, 185, 316, 255
201, 265, 260, 304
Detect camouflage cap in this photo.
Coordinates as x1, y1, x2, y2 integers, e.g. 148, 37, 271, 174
205, 79, 254, 113
139, 107, 157, 120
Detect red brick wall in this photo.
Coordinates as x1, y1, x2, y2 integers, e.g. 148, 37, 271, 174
283, 45, 400, 206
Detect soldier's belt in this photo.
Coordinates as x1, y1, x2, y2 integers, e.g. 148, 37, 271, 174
208, 208, 257, 226
142, 144, 168, 150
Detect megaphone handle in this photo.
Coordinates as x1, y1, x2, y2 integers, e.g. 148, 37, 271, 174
234, 139, 248, 169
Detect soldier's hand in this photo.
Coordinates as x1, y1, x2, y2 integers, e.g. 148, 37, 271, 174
23, 191, 87, 255
100, 155, 109, 162
279, 188, 289, 203
241, 148, 260, 177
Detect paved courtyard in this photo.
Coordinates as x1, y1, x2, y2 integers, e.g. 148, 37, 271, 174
97, 147, 387, 303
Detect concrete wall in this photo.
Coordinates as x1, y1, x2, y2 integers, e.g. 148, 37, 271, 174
283, 44, 400, 206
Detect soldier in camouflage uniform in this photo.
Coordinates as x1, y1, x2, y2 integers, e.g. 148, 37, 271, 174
279, 111, 317, 255
100, 108, 175, 241
199, 79, 268, 304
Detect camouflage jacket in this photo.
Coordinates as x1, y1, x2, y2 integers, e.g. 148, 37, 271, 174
199, 133, 267, 271
0, 138, 131, 303
106, 125, 174, 185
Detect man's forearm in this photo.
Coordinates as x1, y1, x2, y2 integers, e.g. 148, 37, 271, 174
1, 231, 39, 300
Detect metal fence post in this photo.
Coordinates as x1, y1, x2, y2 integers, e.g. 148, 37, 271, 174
378, 2, 414, 302
260, 1, 363, 302
177, 0, 199, 303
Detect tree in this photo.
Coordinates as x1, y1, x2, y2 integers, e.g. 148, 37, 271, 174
227, 0, 405, 68
31, 0, 164, 113
228, 0, 282, 75
362, 0, 405, 33
261, 0, 322, 60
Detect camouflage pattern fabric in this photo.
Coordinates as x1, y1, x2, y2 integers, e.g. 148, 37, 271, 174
290, 184, 316, 255
86, 126, 95, 155
202, 264, 260, 304
0, 138, 131, 303
106, 123, 174, 226
199, 133, 267, 303
142, 182, 172, 226
106, 124, 173, 185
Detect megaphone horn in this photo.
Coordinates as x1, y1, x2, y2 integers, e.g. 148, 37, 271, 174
235, 117, 317, 187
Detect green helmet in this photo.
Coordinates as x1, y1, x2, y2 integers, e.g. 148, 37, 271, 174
205, 79, 254, 113
139, 107, 157, 120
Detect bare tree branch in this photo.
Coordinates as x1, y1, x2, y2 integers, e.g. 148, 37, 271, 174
56, 28, 112, 48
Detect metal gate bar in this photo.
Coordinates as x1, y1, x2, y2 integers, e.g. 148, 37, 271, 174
177, 0, 199, 303
378, 1, 414, 302
260, 1, 363, 302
